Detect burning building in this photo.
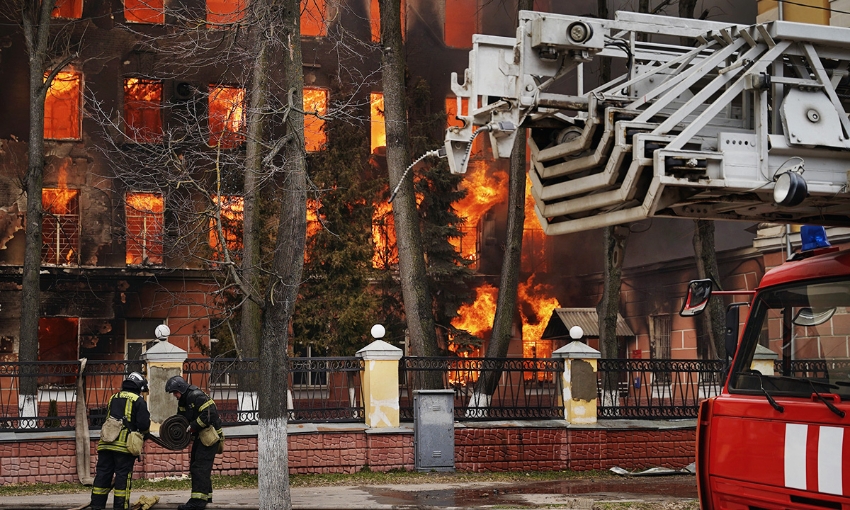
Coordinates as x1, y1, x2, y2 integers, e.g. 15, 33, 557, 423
0, 0, 766, 376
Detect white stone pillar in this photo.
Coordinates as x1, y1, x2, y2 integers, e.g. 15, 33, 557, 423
751, 344, 779, 376
142, 339, 187, 434
553, 341, 601, 425
356, 339, 403, 428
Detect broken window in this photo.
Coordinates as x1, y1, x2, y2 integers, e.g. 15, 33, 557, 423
125, 192, 164, 266
44, 71, 82, 140
52, 0, 83, 18
208, 85, 245, 148
372, 200, 397, 269
39, 318, 80, 364
209, 195, 243, 261
370, 92, 385, 154
444, 0, 478, 49
370, 0, 405, 43
301, 0, 327, 37
42, 188, 80, 266
522, 339, 554, 382
125, 0, 165, 24
207, 0, 247, 25
303, 88, 328, 152
124, 78, 163, 143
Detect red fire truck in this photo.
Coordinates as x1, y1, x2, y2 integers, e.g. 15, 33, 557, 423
443, 9, 850, 508
682, 226, 850, 509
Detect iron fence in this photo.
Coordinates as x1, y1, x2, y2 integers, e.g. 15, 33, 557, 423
184, 357, 365, 424
597, 359, 725, 419
399, 357, 565, 421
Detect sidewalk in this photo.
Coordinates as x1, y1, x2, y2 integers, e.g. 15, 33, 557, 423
0, 476, 698, 509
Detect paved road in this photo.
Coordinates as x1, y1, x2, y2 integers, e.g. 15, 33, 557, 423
0, 475, 698, 509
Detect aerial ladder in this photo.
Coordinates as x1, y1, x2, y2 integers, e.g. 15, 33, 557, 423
444, 11, 850, 235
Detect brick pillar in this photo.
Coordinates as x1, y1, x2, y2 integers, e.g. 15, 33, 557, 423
356, 339, 403, 428
553, 341, 601, 425
751, 344, 778, 375
142, 339, 187, 434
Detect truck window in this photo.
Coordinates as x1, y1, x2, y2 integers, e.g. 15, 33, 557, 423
729, 278, 850, 399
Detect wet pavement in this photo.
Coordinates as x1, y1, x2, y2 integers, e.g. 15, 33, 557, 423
0, 474, 698, 509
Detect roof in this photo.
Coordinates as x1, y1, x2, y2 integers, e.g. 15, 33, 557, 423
540, 308, 635, 340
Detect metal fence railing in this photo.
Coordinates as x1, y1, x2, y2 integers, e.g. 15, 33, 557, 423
596, 359, 725, 419
0, 356, 731, 431
399, 357, 565, 421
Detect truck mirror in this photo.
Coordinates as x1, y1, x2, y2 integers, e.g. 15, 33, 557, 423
793, 307, 836, 327
725, 304, 741, 360
680, 279, 713, 316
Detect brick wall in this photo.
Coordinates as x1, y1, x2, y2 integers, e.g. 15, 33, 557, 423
0, 423, 694, 485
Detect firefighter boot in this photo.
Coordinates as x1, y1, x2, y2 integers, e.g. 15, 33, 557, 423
177, 499, 207, 510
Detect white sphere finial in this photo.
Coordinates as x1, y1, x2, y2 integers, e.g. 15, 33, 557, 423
155, 324, 171, 341
370, 324, 386, 339
569, 325, 583, 340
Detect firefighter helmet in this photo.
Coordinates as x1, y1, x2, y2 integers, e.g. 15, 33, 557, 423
123, 371, 149, 393
165, 375, 189, 394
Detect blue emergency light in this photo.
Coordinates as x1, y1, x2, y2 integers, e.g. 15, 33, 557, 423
800, 225, 831, 251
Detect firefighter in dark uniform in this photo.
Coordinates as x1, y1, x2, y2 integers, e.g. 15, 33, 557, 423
89, 372, 150, 510
165, 375, 223, 510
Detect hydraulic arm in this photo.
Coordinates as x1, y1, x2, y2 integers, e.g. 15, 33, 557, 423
445, 11, 850, 235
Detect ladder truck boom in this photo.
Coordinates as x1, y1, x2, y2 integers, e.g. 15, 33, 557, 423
445, 11, 850, 235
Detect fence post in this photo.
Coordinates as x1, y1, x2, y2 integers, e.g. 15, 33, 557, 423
142, 338, 187, 434
553, 341, 601, 425
751, 344, 778, 375
356, 339, 403, 428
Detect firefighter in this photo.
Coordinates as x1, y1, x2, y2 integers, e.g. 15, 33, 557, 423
88, 372, 150, 510
165, 375, 222, 510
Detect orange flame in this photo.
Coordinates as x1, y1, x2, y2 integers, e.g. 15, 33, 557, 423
372, 199, 397, 268
451, 283, 497, 343
450, 161, 507, 264
209, 195, 243, 257
43, 161, 77, 214
304, 88, 328, 152
370, 93, 386, 153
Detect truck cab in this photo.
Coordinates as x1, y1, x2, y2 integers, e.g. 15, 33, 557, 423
686, 227, 850, 509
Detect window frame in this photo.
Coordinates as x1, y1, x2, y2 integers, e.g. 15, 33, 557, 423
44, 70, 83, 141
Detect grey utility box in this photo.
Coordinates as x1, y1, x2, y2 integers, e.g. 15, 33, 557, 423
413, 389, 455, 472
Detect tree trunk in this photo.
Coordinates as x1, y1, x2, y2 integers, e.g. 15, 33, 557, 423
597, 225, 628, 402
379, 0, 439, 366
256, 0, 302, 507
477, 128, 526, 398
19, 0, 56, 406
692, 219, 726, 359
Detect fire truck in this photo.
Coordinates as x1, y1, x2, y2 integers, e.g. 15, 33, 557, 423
442, 9, 850, 509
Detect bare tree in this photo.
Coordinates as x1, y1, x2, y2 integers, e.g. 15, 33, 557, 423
379, 0, 440, 360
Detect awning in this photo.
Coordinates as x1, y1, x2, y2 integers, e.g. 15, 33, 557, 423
540, 308, 635, 340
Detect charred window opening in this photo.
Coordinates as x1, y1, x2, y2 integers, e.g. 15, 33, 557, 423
79, 319, 126, 362
42, 188, 80, 266
44, 71, 82, 140
370, 92, 385, 154
207, 0, 247, 25
38, 318, 79, 363
125, 0, 165, 24
372, 200, 397, 269
301, 0, 327, 37
124, 78, 163, 143
52, 0, 83, 19
208, 85, 245, 148
209, 195, 243, 261
523, 340, 554, 381
303, 88, 328, 152
650, 315, 672, 385
305, 198, 322, 263
370, 0, 405, 43
125, 192, 164, 266
445, 0, 479, 49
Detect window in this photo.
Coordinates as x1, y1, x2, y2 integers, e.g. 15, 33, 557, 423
372, 200, 397, 269
303, 88, 328, 152
124, 78, 163, 143
125, 192, 164, 265
52, 0, 83, 19
44, 71, 82, 140
208, 85, 245, 148
370, 92, 385, 154
370, 0, 405, 43
126, 319, 163, 371
301, 0, 327, 37
209, 195, 243, 261
207, 0, 247, 25
125, 0, 165, 24
42, 188, 80, 265
305, 198, 322, 263
650, 315, 672, 385
445, 0, 478, 49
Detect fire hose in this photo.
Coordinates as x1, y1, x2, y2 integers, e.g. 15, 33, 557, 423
146, 415, 192, 451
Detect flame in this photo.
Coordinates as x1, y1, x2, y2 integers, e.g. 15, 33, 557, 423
126, 192, 164, 213
209, 86, 245, 147
304, 88, 328, 152
43, 161, 77, 215
125, 192, 164, 265
451, 283, 497, 342
370, 93, 386, 153
372, 199, 397, 268
209, 195, 243, 257
449, 160, 507, 263
306, 198, 322, 239
301, 0, 327, 37
518, 273, 559, 343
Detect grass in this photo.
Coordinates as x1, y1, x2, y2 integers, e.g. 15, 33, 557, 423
0, 469, 616, 497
